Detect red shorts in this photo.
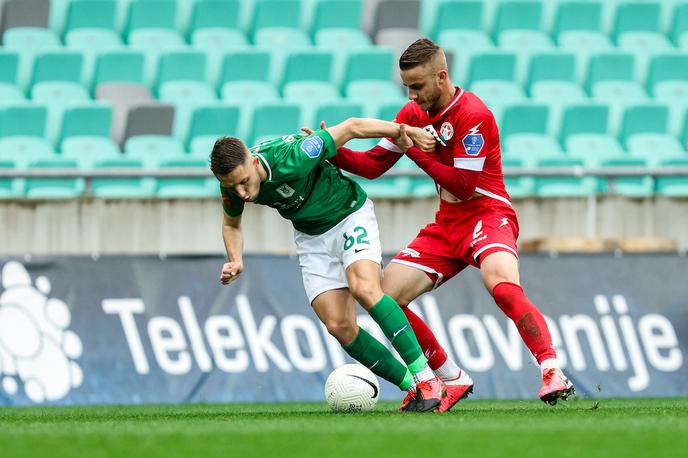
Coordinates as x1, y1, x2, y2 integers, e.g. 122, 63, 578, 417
392, 197, 520, 287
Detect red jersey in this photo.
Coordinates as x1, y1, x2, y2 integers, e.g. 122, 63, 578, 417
331, 87, 511, 208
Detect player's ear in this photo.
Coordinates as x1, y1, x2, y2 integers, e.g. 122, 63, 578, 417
437, 68, 448, 83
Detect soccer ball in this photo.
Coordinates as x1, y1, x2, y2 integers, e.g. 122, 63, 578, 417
324, 364, 380, 412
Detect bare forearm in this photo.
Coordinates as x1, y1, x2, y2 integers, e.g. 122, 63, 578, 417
223, 224, 243, 263
327, 118, 400, 147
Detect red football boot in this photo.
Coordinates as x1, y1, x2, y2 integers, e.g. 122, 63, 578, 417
539, 368, 575, 405
412, 376, 447, 412
438, 370, 474, 412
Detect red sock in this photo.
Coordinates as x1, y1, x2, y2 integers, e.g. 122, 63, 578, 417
492, 282, 557, 364
401, 306, 448, 370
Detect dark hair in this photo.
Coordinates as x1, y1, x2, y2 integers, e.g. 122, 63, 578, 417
210, 137, 248, 175
399, 38, 441, 70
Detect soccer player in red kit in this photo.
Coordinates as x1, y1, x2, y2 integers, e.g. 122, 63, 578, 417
328, 39, 575, 412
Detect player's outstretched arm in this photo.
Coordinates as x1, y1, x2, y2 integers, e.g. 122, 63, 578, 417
326, 118, 435, 150
220, 213, 244, 285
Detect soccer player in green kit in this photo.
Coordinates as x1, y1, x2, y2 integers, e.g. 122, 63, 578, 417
210, 117, 445, 412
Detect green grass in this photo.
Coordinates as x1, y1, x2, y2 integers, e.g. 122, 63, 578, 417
1, 398, 687, 458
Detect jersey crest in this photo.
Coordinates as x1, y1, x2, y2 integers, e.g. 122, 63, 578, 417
301, 136, 324, 158
276, 183, 295, 198
440, 122, 454, 141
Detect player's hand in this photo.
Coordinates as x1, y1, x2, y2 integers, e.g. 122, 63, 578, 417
220, 261, 243, 285
394, 124, 414, 152
300, 121, 327, 137
407, 126, 436, 152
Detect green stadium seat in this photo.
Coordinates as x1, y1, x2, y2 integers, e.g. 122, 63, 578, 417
187, 0, 241, 35
191, 29, 248, 87
340, 48, 395, 88
585, 52, 635, 92
25, 158, 85, 199
467, 52, 517, 85
598, 156, 654, 197
552, 1, 603, 37
440, 30, 495, 85
0, 159, 24, 199
311, 0, 362, 35
156, 157, 216, 198
124, 135, 185, 166
128, 29, 186, 86
283, 81, 341, 125
627, 133, 685, 159
503, 133, 563, 160
249, 103, 301, 145
656, 157, 688, 196
566, 134, 624, 163
591, 81, 648, 133
155, 51, 206, 92
221, 81, 279, 105
92, 51, 146, 91
3, 29, 60, 90
526, 52, 577, 91
351, 175, 413, 199
500, 103, 549, 139
530, 81, 587, 105
31, 82, 91, 142
0, 51, 20, 86
0, 136, 54, 163
346, 81, 404, 117
158, 81, 218, 141
252, 0, 302, 35
559, 103, 609, 144
92, 158, 155, 199
502, 157, 534, 198
671, 2, 688, 45
647, 54, 688, 95
619, 104, 669, 148
469, 81, 525, 119
125, 0, 177, 34
315, 28, 372, 50
492, 1, 543, 38
65, 29, 124, 88
31, 51, 84, 88
314, 101, 364, 127
63, 0, 117, 35
0, 105, 48, 138
187, 105, 241, 147
61, 136, 120, 166
557, 31, 613, 81
431, 1, 484, 39
612, 2, 662, 42
189, 135, 217, 157
59, 104, 112, 144
377, 99, 408, 121
534, 157, 596, 197
282, 50, 333, 87
254, 28, 310, 52
217, 50, 272, 90
498, 30, 554, 83
654, 82, 688, 136
0, 84, 25, 107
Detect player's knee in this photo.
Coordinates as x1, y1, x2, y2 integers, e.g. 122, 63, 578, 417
324, 319, 357, 345
349, 281, 382, 309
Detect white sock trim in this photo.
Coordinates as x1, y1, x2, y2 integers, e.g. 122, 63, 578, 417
540, 358, 560, 371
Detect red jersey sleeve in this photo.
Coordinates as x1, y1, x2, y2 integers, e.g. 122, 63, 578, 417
451, 110, 496, 175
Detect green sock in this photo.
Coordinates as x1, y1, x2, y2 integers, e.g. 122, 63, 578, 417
344, 328, 413, 390
368, 294, 428, 375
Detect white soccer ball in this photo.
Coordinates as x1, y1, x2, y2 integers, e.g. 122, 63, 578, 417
324, 363, 380, 412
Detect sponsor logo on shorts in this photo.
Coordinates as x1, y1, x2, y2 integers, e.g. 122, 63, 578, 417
400, 247, 421, 258
301, 136, 324, 158
471, 219, 488, 248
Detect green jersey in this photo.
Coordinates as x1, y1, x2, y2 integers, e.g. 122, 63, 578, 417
220, 129, 367, 235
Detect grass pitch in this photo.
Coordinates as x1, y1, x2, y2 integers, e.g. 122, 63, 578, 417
1, 398, 686, 458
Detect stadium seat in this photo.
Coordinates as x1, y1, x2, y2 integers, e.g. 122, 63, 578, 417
430, 1, 484, 40
566, 134, 624, 163
352, 175, 413, 199
251, 0, 302, 35
557, 31, 613, 81
249, 103, 301, 145
124, 135, 185, 166
340, 48, 395, 88
31, 51, 84, 88
125, 0, 177, 34
59, 104, 112, 144
654, 82, 688, 136
626, 133, 685, 159
25, 158, 85, 199
0, 136, 54, 163
500, 104, 549, 139
0, 105, 47, 138
0, 0, 50, 33
612, 2, 662, 42
63, 0, 117, 36
187, 0, 241, 36
314, 102, 364, 127
91, 158, 155, 198
551, 1, 603, 37
598, 156, 654, 197
559, 104, 609, 144
92, 51, 146, 91
585, 52, 635, 93
217, 50, 272, 90
0, 51, 20, 86
155, 51, 206, 93
370, 0, 420, 38
0, 159, 23, 198
377, 99, 407, 121
281, 51, 334, 88
469, 81, 525, 119
65, 29, 123, 87
591, 81, 649, 134
128, 29, 186, 86
189, 135, 217, 157
121, 104, 175, 146
656, 157, 688, 196
187, 105, 241, 148
503, 133, 563, 160
492, 0, 542, 38
315, 28, 372, 51
191, 28, 248, 52
1, 27, 59, 52
502, 157, 534, 198
221, 81, 279, 105
158, 81, 217, 141
311, 0, 362, 35
646, 54, 688, 95
618, 104, 669, 149
156, 157, 216, 198
32, 82, 91, 142
283, 81, 341, 125
60, 136, 120, 167
254, 28, 310, 53
534, 157, 596, 198
375, 28, 424, 63
526, 52, 577, 91
670, 2, 688, 46
0, 84, 25, 106
530, 81, 587, 106
439, 30, 494, 84
467, 52, 517, 85
346, 80, 404, 117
